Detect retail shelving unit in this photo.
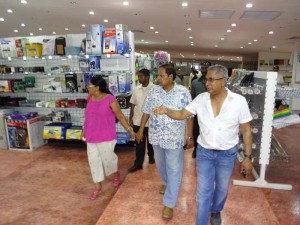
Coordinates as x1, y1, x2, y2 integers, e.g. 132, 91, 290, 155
0, 31, 135, 143
232, 71, 293, 190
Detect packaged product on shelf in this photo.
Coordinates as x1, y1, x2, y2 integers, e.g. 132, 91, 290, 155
79, 58, 90, 72
88, 56, 100, 71
66, 126, 83, 140
108, 75, 119, 95
25, 43, 43, 57
88, 24, 105, 55
65, 73, 78, 92
0, 40, 14, 58
43, 122, 72, 140
42, 38, 55, 56
55, 37, 66, 55
115, 24, 129, 55
15, 38, 28, 57
0, 80, 12, 92
103, 28, 116, 54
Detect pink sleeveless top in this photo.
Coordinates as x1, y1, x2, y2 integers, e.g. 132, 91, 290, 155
84, 94, 117, 143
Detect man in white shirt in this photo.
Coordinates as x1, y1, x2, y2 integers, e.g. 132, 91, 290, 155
153, 65, 253, 225
128, 69, 155, 173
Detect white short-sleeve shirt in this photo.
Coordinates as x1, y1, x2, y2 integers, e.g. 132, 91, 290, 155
185, 88, 252, 150
130, 82, 154, 127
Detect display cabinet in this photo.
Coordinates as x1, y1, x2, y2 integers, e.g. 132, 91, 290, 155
230, 71, 292, 190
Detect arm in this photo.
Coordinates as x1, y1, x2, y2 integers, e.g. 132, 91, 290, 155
184, 117, 194, 149
129, 103, 135, 127
240, 122, 253, 175
154, 106, 193, 120
111, 101, 135, 139
136, 113, 150, 143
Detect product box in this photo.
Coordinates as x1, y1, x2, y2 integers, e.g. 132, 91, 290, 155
79, 58, 90, 72
117, 73, 130, 93
116, 93, 131, 109
42, 38, 55, 56
0, 80, 12, 92
0, 40, 14, 58
66, 126, 83, 140
55, 37, 66, 55
43, 123, 72, 140
88, 24, 105, 55
103, 28, 116, 54
43, 81, 63, 93
25, 43, 43, 57
108, 75, 119, 95
116, 132, 131, 144
65, 73, 78, 92
115, 24, 129, 55
89, 56, 100, 71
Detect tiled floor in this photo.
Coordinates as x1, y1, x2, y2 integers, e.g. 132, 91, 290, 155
0, 125, 299, 225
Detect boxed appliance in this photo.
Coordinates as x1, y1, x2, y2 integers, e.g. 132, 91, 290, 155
25, 43, 43, 57
115, 24, 129, 55
43, 122, 72, 140
108, 75, 119, 95
79, 58, 90, 72
65, 73, 78, 92
116, 93, 131, 109
66, 126, 83, 140
55, 37, 66, 55
42, 38, 55, 56
87, 24, 105, 55
89, 56, 100, 71
103, 28, 116, 54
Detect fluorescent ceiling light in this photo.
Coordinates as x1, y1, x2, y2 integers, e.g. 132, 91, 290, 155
240, 11, 282, 20
246, 3, 253, 8
89, 11, 94, 15
123, 1, 129, 6
182, 2, 188, 7
199, 10, 234, 19
7, 9, 13, 13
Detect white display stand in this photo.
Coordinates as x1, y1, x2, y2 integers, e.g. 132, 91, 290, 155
233, 71, 292, 190
5, 116, 46, 151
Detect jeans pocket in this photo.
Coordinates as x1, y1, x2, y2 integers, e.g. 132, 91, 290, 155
224, 147, 237, 157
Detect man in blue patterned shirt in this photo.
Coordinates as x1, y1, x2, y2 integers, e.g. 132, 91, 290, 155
136, 64, 194, 220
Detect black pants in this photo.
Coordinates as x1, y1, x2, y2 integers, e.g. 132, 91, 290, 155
193, 117, 199, 148
133, 125, 154, 167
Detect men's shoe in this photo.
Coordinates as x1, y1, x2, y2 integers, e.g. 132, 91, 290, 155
149, 158, 155, 164
159, 185, 166, 195
162, 206, 173, 220
127, 165, 142, 173
211, 212, 222, 225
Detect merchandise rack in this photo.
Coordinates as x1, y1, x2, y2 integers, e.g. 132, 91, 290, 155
232, 71, 292, 190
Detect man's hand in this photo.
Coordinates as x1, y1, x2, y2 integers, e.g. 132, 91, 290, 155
240, 158, 253, 177
153, 105, 167, 116
135, 130, 144, 143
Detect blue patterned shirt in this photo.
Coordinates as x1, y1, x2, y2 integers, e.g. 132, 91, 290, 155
143, 83, 192, 149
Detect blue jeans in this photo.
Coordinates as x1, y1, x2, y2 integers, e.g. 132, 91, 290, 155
153, 145, 184, 208
196, 145, 237, 225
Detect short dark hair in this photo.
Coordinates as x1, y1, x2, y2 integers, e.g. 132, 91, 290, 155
201, 61, 212, 66
138, 68, 150, 76
159, 63, 176, 81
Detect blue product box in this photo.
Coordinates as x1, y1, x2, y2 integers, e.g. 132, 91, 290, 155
79, 58, 90, 72
89, 56, 100, 71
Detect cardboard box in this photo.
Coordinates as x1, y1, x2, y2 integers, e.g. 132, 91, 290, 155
115, 24, 129, 55
103, 28, 116, 54
66, 127, 82, 140
88, 24, 105, 55
25, 43, 43, 57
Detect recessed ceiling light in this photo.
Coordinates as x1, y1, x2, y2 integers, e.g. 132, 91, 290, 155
231, 23, 236, 27
248, 42, 252, 44
189, 36, 193, 39
7, 9, 13, 13
0, 18, 4, 22
123, 1, 129, 6
237, 57, 240, 59
30, 33, 33, 36
187, 28, 192, 31
246, 3, 253, 8
38, 28, 42, 31
240, 46, 244, 48
215, 45, 218, 47
14, 29, 18, 32
141, 40, 145, 42
89, 11, 94, 15
104, 19, 108, 23
53, 31, 56, 34
145, 41, 149, 44
155, 31, 159, 34
182, 2, 188, 7
21, 23, 25, 27
221, 37, 225, 40
165, 40, 168, 43
69, 1, 76, 4
21, 0, 27, 4
272, 46, 276, 48
230, 59, 233, 61
190, 41, 194, 44
150, 26, 154, 29
193, 53, 196, 56
191, 43, 194, 46
227, 29, 231, 32
254, 39, 258, 42
65, 28, 69, 31
82, 24, 85, 27
269, 31, 274, 34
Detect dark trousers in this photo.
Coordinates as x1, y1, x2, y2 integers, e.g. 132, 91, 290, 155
193, 117, 199, 148
133, 125, 154, 167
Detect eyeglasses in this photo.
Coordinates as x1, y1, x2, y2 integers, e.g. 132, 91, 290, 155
203, 77, 224, 83
88, 85, 96, 88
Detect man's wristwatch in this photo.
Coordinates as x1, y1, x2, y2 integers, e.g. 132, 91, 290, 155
244, 153, 252, 160
187, 137, 193, 140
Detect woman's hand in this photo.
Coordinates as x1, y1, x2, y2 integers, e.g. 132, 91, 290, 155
135, 130, 144, 144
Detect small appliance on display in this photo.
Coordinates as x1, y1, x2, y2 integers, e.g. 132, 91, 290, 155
89, 56, 100, 71
55, 37, 66, 55
103, 28, 116, 54
65, 73, 78, 92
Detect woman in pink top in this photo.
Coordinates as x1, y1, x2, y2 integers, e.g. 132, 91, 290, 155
83, 76, 135, 200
